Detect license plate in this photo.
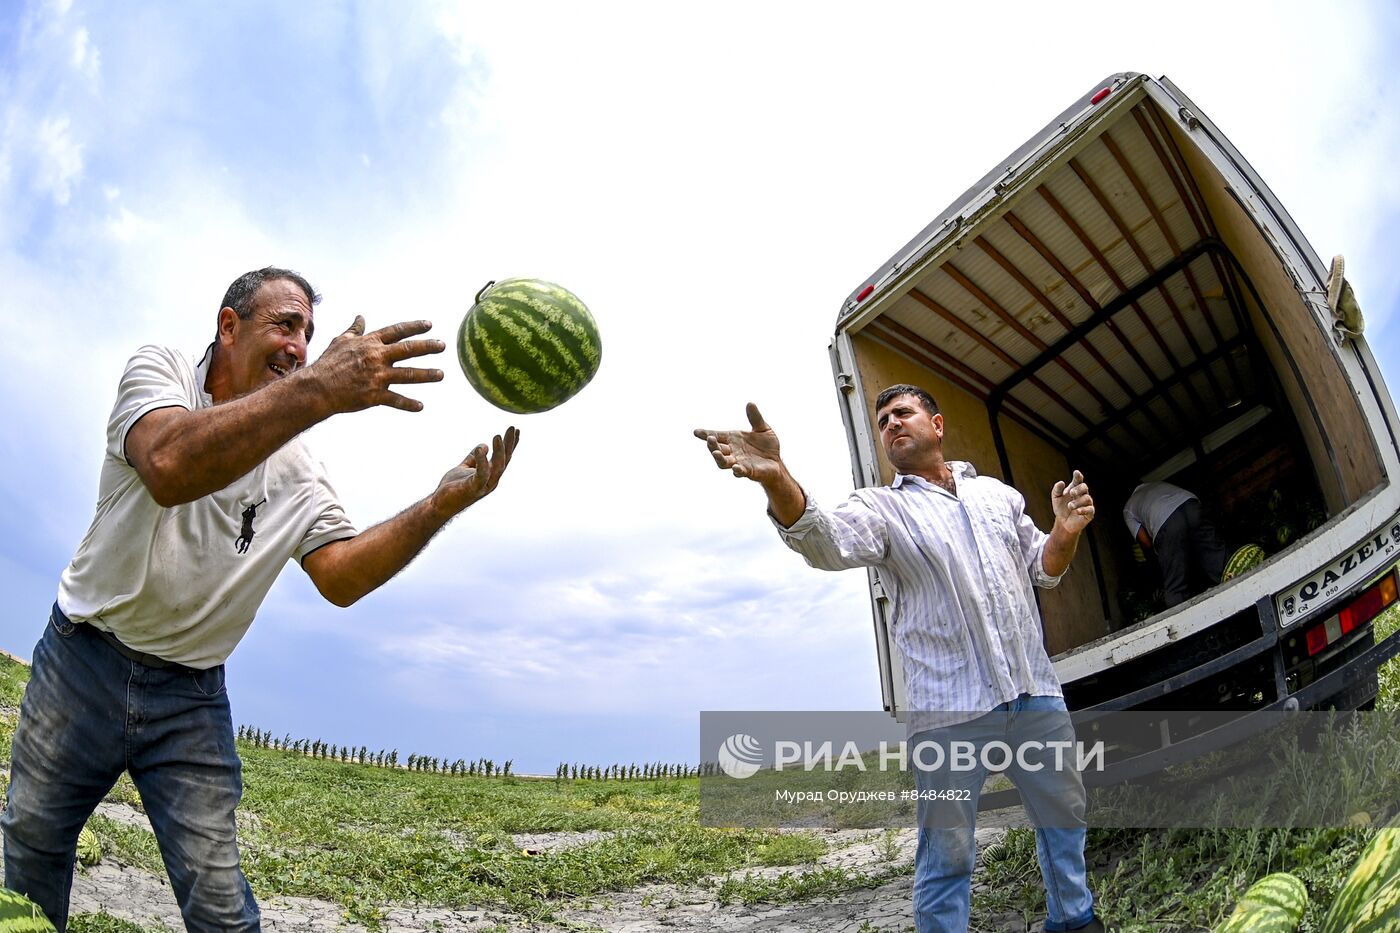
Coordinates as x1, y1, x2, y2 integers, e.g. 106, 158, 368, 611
1275, 510, 1400, 626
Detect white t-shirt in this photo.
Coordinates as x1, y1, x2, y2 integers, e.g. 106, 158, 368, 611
1122, 481, 1196, 541
57, 344, 357, 668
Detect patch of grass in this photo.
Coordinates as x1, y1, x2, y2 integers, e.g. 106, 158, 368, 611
69, 915, 172, 933
0, 606, 1394, 929
0, 651, 30, 709
0, 657, 888, 925
229, 746, 829, 923
87, 813, 165, 876
1377, 603, 1399, 711
716, 862, 913, 905
748, 832, 826, 866
970, 826, 1374, 932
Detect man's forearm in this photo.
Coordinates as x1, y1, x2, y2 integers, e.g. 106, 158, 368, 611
763, 466, 807, 528
130, 371, 336, 506
302, 493, 456, 607
1042, 523, 1081, 578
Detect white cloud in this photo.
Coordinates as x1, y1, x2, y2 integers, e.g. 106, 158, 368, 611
33, 115, 82, 204
105, 204, 156, 242
70, 26, 99, 81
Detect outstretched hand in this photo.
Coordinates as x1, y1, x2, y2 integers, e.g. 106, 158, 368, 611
1051, 469, 1095, 535
310, 316, 446, 414
693, 403, 785, 485
434, 426, 520, 517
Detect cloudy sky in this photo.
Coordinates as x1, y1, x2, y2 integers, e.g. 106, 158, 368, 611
2, 1, 1398, 772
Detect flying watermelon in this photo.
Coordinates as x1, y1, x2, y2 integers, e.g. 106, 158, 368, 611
457, 279, 602, 414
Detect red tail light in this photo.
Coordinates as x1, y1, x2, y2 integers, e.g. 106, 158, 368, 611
1302, 570, 1397, 657
1091, 87, 1112, 105
1339, 572, 1397, 634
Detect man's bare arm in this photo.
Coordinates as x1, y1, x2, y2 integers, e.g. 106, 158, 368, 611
303, 428, 518, 606
127, 318, 443, 507
694, 403, 806, 527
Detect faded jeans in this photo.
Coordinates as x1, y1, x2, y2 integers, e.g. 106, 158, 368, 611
2, 606, 260, 931
910, 694, 1095, 933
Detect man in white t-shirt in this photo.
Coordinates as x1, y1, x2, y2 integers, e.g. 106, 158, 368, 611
2, 267, 519, 931
1122, 481, 1230, 607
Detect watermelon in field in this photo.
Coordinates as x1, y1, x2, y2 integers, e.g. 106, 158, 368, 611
457, 279, 601, 414
1322, 828, 1400, 933
77, 825, 101, 866
0, 889, 55, 931
1215, 872, 1307, 932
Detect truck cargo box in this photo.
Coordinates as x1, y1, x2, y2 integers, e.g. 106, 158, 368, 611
829, 73, 1400, 720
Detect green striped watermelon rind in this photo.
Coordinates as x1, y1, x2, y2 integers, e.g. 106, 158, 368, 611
1215, 902, 1301, 933
1322, 827, 1400, 933
77, 825, 101, 866
458, 278, 601, 414
1338, 870, 1400, 933
1215, 872, 1307, 932
1238, 872, 1307, 917
0, 888, 56, 931
1222, 544, 1266, 583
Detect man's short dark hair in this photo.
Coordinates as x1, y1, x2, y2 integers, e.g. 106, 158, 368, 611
875, 384, 939, 416
220, 267, 320, 320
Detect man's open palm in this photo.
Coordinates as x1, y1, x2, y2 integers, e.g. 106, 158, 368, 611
694, 403, 784, 484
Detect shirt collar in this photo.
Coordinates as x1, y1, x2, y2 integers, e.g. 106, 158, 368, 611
893, 460, 977, 491
195, 342, 215, 407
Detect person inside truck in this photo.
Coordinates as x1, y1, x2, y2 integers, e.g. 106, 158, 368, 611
1122, 481, 1231, 607
694, 384, 1109, 933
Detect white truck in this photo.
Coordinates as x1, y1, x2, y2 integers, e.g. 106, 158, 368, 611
829, 73, 1400, 738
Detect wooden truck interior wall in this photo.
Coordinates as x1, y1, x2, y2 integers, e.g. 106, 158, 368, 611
1165, 118, 1385, 511
844, 94, 1385, 657
851, 334, 1107, 655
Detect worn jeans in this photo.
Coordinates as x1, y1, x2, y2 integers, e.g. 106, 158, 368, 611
910, 694, 1095, 933
1156, 499, 1231, 607
2, 606, 260, 931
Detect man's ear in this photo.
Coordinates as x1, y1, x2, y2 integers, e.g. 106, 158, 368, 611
933, 412, 944, 438
217, 307, 240, 346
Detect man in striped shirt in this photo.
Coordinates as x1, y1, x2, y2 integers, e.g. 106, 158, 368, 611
696, 384, 1106, 933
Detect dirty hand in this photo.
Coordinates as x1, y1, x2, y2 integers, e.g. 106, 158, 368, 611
310, 317, 446, 414
1051, 469, 1095, 534
693, 403, 785, 485
434, 427, 520, 516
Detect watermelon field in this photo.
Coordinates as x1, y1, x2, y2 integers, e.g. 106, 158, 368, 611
0, 606, 1395, 932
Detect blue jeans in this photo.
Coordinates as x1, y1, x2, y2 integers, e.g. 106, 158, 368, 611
2, 607, 260, 931
910, 694, 1095, 933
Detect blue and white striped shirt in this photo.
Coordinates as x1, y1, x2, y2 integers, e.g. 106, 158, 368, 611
775, 461, 1064, 717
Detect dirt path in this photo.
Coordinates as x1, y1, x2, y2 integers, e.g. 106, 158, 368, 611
59, 807, 1033, 932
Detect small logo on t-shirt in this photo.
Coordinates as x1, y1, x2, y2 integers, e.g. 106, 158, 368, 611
235, 499, 267, 554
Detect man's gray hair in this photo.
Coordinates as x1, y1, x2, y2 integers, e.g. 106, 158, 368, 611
875, 384, 939, 416
219, 267, 320, 320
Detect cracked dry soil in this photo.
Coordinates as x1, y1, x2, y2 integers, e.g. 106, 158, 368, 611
58, 804, 1033, 933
